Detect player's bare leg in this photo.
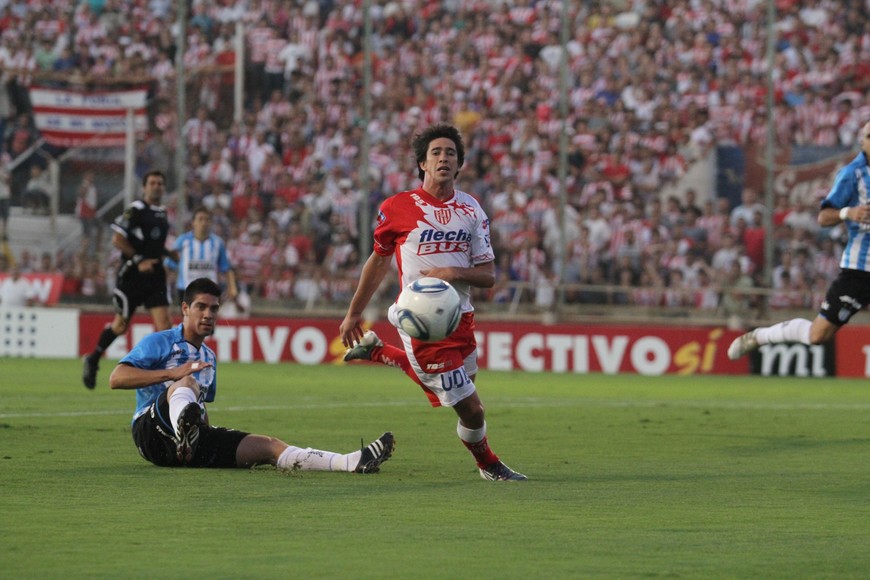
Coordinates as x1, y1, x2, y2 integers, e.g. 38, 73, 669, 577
454, 390, 527, 481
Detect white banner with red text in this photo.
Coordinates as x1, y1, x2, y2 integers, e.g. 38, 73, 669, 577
30, 86, 148, 148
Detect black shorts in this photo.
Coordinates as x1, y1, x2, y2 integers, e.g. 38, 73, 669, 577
113, 269, 170, 318
819, 269, 870, 326
131, 390, 249, 468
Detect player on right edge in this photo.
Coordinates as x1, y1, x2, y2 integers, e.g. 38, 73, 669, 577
728, 120, 870, 359
340, 124, 527, 481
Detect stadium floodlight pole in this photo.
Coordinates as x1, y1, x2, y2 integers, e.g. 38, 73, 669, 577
358, 0, 373, 261
123, 108, 135, 208
47, 154, 59, 266
234, 21, 244, 125
762, 0, 776, 316
555, 0, 569, 310
174, 0, 187, 234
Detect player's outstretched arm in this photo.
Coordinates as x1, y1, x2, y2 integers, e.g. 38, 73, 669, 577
340, 252, 392, 347
109, 360, 212, 390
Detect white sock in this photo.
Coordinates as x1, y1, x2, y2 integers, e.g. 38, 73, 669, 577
168, 387, 199, 438
457, 421, 486, 443
276, 446, 361, 472
755, 319, 812, 346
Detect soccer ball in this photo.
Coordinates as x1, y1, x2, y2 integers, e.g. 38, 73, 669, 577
395, 277, 462, 342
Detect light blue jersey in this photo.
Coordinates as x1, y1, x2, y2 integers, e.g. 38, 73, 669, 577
165, 232, 232, 291
119, 324, 217, 424
821, 152, 870, 271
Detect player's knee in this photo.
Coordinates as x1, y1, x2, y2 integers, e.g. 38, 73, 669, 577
809, 326, 836, 345
267, 437, 287, 457
456, 397, 485, 427
237, 435, 286, 467
809, 318, 838, 345
169, 375, 200, 396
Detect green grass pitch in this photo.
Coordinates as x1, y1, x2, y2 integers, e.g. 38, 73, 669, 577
1, 358, 869, 578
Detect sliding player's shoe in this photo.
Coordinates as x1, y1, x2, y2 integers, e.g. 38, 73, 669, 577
727, 329, 759, 360
354, 432, 395, 473
343, 330, 383, 362
479, 461, 528, 481
175, 403, 203, 465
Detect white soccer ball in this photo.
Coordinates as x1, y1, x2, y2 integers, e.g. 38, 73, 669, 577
395, 277, 462, 342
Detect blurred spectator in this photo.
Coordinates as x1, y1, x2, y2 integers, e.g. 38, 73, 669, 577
6, 112, 38, 198
183, 106, 218, 157
0, 264, 35, 306
730, 188, 768, 229
230, 223, 271, 296
75, 171, 100, 254
22, 163, 50, 215
0, 153, 9, 239
718, 262, 756, 317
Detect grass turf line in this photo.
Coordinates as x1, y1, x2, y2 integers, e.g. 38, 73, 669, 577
1, 359, 868, 578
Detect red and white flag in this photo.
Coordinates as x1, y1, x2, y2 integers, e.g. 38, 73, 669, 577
30, 86, 148, 148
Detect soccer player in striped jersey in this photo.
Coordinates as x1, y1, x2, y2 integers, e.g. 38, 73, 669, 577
165, 205, 239, 307
729, 120, 870, 359
340, 124, 527, 481
110, 277, 394, 472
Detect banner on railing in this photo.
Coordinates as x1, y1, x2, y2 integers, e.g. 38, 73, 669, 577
30, 86, 148, 148
78, 314, 747, 376
744, 143, 853, 205
0, 272, 64, 305
747, 342, 835, 378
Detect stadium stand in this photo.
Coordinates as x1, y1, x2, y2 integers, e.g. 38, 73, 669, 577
0, 0, 868, 322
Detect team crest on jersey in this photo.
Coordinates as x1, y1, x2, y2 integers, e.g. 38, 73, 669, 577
377, 210, 386, 225
434, 208, 452, 225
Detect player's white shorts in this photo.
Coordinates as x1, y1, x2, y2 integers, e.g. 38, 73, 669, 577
388, 303, 478, 408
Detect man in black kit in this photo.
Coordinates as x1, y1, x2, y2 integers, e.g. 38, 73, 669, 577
82, 170, 180, 389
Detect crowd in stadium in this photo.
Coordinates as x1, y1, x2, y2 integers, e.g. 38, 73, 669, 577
1, 0, 869, 315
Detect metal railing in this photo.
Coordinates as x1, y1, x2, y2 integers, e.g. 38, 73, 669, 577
65, 278, 810, 330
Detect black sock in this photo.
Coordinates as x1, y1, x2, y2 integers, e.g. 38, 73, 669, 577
92, 326, 118, 357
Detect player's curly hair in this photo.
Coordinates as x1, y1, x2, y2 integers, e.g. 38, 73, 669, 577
413, 124, 465, 181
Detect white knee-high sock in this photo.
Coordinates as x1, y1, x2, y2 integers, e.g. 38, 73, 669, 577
755, 318, 812, 346
457, 421, 486, 443
168, 387, 199, 438
276, 446, 362, 472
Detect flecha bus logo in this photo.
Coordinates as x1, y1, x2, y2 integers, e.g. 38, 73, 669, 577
417, 228, 471, 256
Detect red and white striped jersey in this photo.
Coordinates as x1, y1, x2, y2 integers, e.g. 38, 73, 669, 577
230, 239, 272, 282
509, 5, 535, 25
373, 187, 494, 312
75, 20, 106, 46
264, 37, 287, 73
247, 25, 273, 64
